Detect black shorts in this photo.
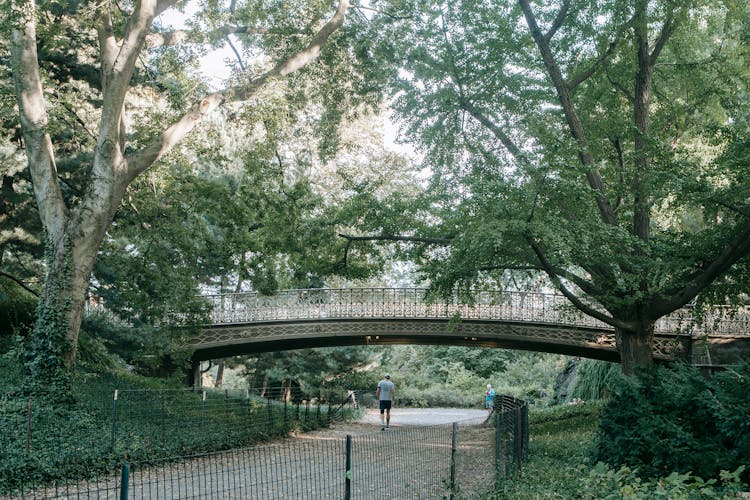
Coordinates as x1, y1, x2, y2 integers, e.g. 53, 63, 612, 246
379, 400, 392, 412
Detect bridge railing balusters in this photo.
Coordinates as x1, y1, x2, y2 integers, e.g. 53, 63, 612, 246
201, 287, 749, 337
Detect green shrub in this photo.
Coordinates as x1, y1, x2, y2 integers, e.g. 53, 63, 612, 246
0, 281, 37, 345
570, 359, 620, 401
593, 362, 750, 482
0, 371, 348, 495
490, 401, 748, 499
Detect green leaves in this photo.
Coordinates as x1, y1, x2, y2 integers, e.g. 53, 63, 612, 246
593, 363, 750, 481
360, 0, 750, 331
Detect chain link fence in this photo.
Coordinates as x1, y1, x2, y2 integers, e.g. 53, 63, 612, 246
2, 393, 528, 499
0, 386, 358, 496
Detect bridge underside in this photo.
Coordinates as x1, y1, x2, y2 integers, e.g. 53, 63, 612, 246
188, 318, 692, 363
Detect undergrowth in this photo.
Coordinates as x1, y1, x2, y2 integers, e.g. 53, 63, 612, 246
489, 401, 748, 499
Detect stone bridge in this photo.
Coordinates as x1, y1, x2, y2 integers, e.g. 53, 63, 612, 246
187, 288, 750, 368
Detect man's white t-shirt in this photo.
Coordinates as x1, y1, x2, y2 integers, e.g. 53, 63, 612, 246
377, 379, 394, 401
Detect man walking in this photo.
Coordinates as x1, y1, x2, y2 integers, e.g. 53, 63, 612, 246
376, 373, 395, 430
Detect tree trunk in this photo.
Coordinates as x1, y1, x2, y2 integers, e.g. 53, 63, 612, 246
11, 0, 350, 380
25, 231, 99, 393
615, 323, 655, 375
214, 359, 225, 387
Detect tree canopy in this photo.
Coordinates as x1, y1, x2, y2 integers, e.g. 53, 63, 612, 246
4, 0, 750, 383
344, 0, 750, 373
3, 0, 397, 391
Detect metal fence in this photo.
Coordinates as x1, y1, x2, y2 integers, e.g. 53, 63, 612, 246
3, 395, 529, 499
492, 395, 529, 478
108, 387, 354, 453
0, 386, 359, 497
3, 387, 357, 457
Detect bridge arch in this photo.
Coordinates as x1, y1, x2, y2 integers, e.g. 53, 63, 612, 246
190, 318, 625, 362
187, 288, 750, 367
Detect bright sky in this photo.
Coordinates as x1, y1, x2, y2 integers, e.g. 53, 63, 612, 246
157, 7, 233, 89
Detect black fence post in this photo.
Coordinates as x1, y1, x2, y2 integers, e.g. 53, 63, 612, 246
345, 434, 352, 500
119, 462, 130, 500
25, 396, 32, 456
500, 407, 511, 478
316, 394, 321, 426
522, 403, 529, 461
514, 406, 523, 476
110, 389, 118, 451
494, 411, 501, 484
450, 422, 458, 499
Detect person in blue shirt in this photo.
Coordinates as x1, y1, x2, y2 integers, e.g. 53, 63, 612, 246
485, 384, 495, 413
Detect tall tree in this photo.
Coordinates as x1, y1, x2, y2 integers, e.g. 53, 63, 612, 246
352, 0, 750, 373
6, 0, 351, 390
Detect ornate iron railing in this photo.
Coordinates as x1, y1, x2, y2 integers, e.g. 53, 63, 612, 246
203, 288, 750, 337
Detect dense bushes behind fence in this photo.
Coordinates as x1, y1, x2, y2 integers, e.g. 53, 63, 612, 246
1, 390, 527, 498
0, 386, 361, 495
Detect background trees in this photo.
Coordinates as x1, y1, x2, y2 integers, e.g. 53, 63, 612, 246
5, 0, 366, 391
354, 0, 750, 373
5, 0, 750, 384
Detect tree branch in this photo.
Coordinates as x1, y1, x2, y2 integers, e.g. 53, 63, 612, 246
125, 0, 350, 182
0, 271, 40, 297
544, 0, 570, 44
437, 16, 529, 168
651, 219, 750, 317
610, 137, 624, 211
145, 26, 298, 48
10, 0, 69, 237
338, 233, 452, 245
650, 5, 684, 66
526, 235, 630, 329
567, 41, 617, 90
518, 0, 619, 227
351, 3, 412, 20
457, 98, 528, 165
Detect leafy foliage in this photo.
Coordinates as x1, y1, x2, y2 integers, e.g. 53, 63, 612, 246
20, 237, 73, 399
577, 463, 747, 499
0, 280, 36, 349
492, 402, 747, 499
373, 346, 566, 407
0, 362, 350, 496
353, 0, 750, 372
571, 359, 622, 401
241, 346, 378, 395
593, 363, 750, 481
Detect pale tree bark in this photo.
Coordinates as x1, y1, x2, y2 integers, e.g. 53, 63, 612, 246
10, 0, 350, 377
214, 360, 225, 388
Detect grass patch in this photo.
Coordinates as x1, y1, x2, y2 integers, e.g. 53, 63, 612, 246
490, 403, 601, 499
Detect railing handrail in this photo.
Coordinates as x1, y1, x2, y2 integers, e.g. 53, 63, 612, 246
202, 287, 750, 337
